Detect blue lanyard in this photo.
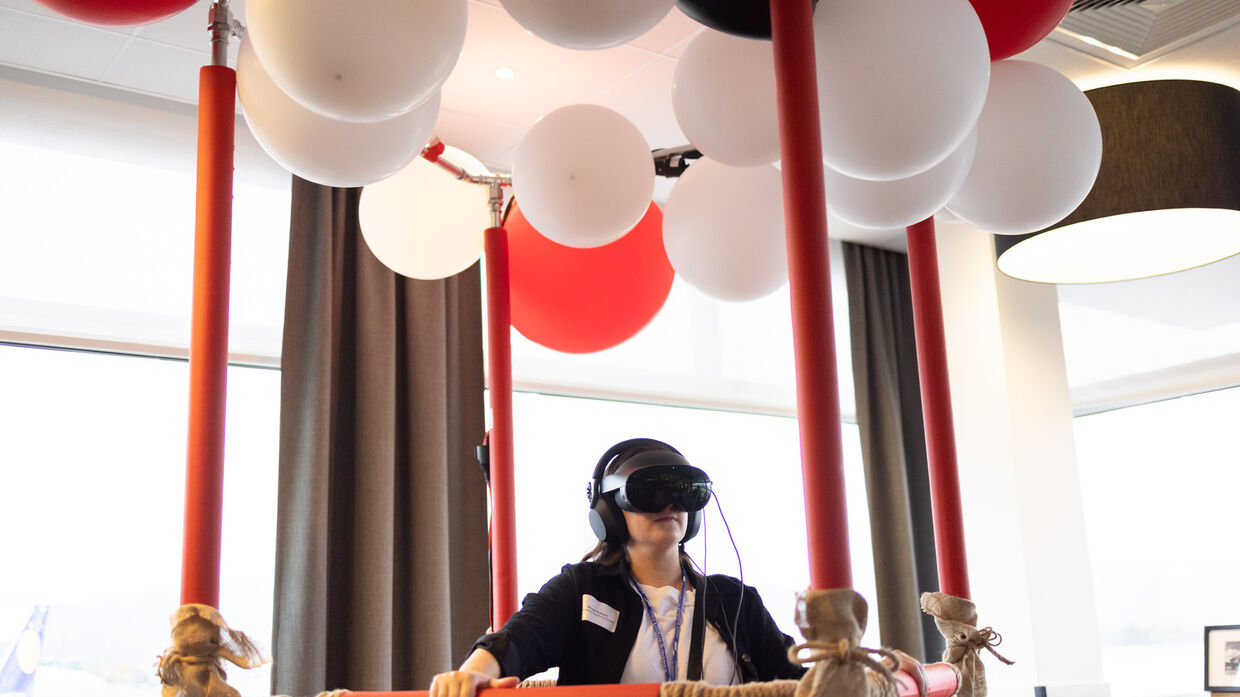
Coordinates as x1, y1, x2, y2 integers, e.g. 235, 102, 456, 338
629, 570, 687, 682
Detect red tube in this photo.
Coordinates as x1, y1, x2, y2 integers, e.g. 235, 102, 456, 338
180, 65, 235, 608
905, 218, 971, 599
770, 0, 851, 589
484, 226, 518, 627
342, 662, 957, 697
348, 685, 659, 697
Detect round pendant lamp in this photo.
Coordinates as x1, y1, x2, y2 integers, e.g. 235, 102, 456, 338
995, 79, 1240, 284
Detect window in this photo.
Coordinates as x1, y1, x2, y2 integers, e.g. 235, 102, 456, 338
508, 391, 879, 648
1074, 386, 1240, 697
0, 345, 279, 697
0, 69, 289, 697
0, 70, 289, 364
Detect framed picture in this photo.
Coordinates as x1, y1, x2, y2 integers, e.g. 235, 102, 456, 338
1206, 625, 1240, 692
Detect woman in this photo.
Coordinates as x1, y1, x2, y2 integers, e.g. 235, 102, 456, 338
430, 438, 805, 697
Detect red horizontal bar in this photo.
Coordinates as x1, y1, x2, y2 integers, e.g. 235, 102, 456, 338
343, 662, 957, 697
345, 685, 658, 697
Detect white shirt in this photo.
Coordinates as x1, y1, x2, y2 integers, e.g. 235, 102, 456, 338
620, 582, 739, 685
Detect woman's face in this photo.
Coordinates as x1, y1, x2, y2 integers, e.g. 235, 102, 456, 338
622, 506, 687, 551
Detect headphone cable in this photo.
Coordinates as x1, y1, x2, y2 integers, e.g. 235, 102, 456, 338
478, 432, 495, 631
689, 492, 746, 683
714, 492, 745, 682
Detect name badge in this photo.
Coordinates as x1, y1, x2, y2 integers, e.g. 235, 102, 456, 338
581, 594, 620, 633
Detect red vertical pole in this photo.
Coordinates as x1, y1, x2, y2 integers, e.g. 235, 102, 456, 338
906, 217, 971, 599
484, 225, 519, 627
180, 64, 235, 608
770, 0, 852, 590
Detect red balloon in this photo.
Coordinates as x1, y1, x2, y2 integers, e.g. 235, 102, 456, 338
34, 0, 197, 26
968, 0, 1072, 61
508, 200, 673, 354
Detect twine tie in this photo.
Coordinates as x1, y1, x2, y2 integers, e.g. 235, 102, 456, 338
788, 639, 900, 692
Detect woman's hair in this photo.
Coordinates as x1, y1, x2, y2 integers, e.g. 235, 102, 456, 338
582, 539, 627, 566
582, 441, 691, 567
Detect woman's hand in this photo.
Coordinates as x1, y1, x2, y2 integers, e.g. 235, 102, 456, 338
888, 649, 927, 697
429, 670, 518, 697
430, 649, 516, 697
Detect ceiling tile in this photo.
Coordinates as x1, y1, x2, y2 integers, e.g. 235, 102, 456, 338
133, 0, 243, 66
440, 1, 664, 129
628, 7, 704, 55
0, 0, 58, 18
0, 8, 129, 80
432, 106, 527, 173
588, 54, 685, 150
132, 0, 215, 51
99, 37, 209, 104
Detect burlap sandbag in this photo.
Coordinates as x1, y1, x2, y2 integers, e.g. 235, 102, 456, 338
789, 589, 898, 697
660, 679, 799, 697
156, 604, 267, 697
920, 592, 1012, 697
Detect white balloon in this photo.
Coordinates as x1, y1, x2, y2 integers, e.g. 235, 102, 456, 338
500, 0, 676, 50
359, 147, 491, 280
814, 0, 989, 181
245, 0, 466, 123
946, 60, 1102, 235
826, 129, 977, 230
236, 38, 438, 188
934, 208, 963, 225
663, 159, 787, 301
673, 29, 779, 167
825, 211, 906, 249
512, 104, 654, 248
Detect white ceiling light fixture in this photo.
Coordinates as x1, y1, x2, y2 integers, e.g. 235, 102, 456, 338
996, 79, 1240, 284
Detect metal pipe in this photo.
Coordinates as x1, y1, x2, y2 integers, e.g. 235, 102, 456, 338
422, 140, 511, 188
484, 222, 518, 627
770, 0, 853, 590
906, 217, 971, 599
181, 62, 236, 608
418, 143, 515, 623
207, 0, 233, 68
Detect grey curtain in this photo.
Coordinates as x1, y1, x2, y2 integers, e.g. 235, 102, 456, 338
272, 177, 490, 695
841, 242, 943, 662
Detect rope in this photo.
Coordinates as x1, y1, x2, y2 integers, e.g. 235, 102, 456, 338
960, 628, 1014, 666
942, 626, 1013, 697
155, 604, 267, 697
788, 639, 900, 691
156, 650, 217, 685
659, 678, 799, 697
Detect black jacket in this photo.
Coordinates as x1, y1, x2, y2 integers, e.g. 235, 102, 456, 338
472, 561, 805, 685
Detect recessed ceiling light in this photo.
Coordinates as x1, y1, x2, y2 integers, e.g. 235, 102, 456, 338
495, 66, 516, 80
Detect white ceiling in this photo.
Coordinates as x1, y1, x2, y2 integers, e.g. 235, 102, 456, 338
1, 0, 1239, 401
3, 0, 1239, 231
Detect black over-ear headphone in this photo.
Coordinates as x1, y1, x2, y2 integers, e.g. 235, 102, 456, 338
586, 437, 705, 545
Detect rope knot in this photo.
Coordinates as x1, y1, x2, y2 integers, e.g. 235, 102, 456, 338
975, 627, 1015, 665
949, 626, 1014, 666
788, 640, 900, 688
155, 605, 267, 697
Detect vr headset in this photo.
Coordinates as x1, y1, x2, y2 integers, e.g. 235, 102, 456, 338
601, 452, 712, 514
587, 439, 713, 544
